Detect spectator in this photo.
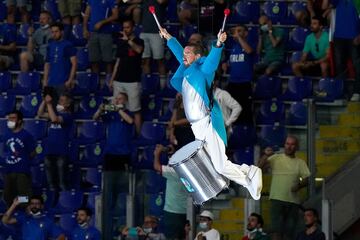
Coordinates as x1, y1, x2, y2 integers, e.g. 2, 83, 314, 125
213, 79, 242, 130
0, 22, 16, 71
242, 213, 270, 240
258, 136, 311, 240
225, 24, 255, 125
178, 0, 198, 26
93, 92, 134, 238
83, 0, 119, 74
307, 0, 331, 20
140, 0, 168, 88
292, 16, 329, 78
255, 15, 286, 76
153, 144, 188, 239
110, 19, 144, 134
57, 0, 82, 25
37, 93, 73, 192
296, 208, 325, 240
323, 0, 360, 101
194, 210, 220, 240
121, 215, 166, 240
168, 94, 195, 149
188, 33, 203, 45
43, 22, 77, 100
20, 11, 52, 72
117, 0, 142, 25
2, 196, 65, 240
69, 207, 101, 240
6, 0, 29, 24
2, 110, 35, 207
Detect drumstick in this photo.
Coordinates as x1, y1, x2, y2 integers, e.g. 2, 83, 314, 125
148, 6, 162, 30
221, 8, 231, 32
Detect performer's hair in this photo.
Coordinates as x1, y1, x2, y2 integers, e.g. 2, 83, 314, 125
186, 43, 205, 56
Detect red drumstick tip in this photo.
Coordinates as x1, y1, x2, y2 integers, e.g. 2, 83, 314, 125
224, 8, 230, 16
148, 6, 156, 14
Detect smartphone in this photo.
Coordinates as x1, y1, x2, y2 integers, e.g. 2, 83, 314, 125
18, 196, 29, 203
128, 227, 138, 237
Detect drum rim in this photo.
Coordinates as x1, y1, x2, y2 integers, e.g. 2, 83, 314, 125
169, 140, 205, 167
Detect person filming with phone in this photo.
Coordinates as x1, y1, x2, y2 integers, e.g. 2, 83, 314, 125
2, 195, 66, 240
120, 215, 166, 240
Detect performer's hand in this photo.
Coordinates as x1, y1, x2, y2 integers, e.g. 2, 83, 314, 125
216, 31, 227, 47
159, 27, 172, 40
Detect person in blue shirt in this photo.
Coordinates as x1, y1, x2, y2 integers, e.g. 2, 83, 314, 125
323, 0, 360, 101
225, 24, 255, 125
43, 22, 77, 100
3, 110, 35, 207
93, 92, 134, 238
83, 0, 119, 74
37, 92, 74, 192
2, 195, 66, 240
0, 23, 17, 71
159, 28, 262, 200
70, 207, 101, 240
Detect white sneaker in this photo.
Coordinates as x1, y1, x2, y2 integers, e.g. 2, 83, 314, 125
350, 93, 360, 102
245, 166, 263, 200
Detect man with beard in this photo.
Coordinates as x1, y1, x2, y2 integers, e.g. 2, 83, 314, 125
258, 136, 311, 240
296, 208, 325, 240
69, 207, 101, 240
242, 213, 269, 240
1, 196, 65, 240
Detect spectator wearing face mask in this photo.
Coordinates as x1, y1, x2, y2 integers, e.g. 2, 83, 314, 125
69, 207, 101, 240
195, 211, 220, 240
242, 213, 269, 240
2, 110, 35, 207
296, 208, 325, 240
121, 215, 166, 240
1, 196, 66, 240
37, 93, 74, 192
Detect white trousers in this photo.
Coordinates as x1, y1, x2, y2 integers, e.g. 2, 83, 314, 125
191, 116, 250, 186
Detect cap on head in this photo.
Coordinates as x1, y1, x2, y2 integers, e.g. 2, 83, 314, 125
200, 210, 214, 220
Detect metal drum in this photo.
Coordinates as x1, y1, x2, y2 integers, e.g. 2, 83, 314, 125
169, 140, 229, 205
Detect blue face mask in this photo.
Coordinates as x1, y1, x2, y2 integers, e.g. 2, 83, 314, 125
260, 24, 269, 32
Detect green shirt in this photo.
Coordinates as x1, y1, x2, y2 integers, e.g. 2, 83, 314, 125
268, 153, 311, 204
262, 27, 286, 63
303, 31, 329, 60
162, 166, 188, 214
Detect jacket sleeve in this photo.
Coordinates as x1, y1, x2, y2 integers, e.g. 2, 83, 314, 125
222, 90, 242, 126
167, 37, 184, 63
200, 42, 224, 85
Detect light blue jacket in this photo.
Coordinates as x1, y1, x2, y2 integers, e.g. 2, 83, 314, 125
167, 37, 227, 145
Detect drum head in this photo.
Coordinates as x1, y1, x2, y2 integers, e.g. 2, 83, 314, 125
169, 140, 204, 166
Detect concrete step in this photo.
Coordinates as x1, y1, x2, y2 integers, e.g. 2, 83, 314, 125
316, 138, 360, 153
347, 102, 360, 113
319, 126, 360, 138
219, 209, 245, 221
212, 220, 244, 232
338, 113, 360, 126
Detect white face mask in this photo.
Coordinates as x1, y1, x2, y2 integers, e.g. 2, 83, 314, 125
143, 227, 152, 234
41, 24, 49, 29
7, 121, 16, 129
79, 222, 88, 228
199, 222, 208, 230
56, 104, 65, 112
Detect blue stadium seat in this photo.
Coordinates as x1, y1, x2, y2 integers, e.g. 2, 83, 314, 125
77, 48, 90, 71
232, 147, 254, 166
259, 125, 287, 150
281, 51, 303, 75
44, 0, 61, 21
86, 192, 101, 210
132, 145, 168, 169
167, 0, 178, 22
0, 94, 16, 117
76, 142, 105, 167
71, 24, 87, 46
19, 93, 42, 118
75, 121, 105, 144
0, 169, 4, 188
23, 119, 48, 140
84, 168, 102, 191
59, 213, 77, 236
256, 99, 285, 125
287, 102, 307, 126
141, 97, 162, 121
289, 26, 310, 50
146, 171, 166, 194
68, 142, 80, 164
72, 72, 99, 95
142, 74, 160, 95
263, 1, 288, 24
254, 76, 282, 99
281, 76, 312, 101
158, 98, 175, 122
97, 74, 112, 96
288, 2, 307, 24
8, 71, 40, 95
231, 0, 260, 23
76, 95, 104, 119
30, 0, 42, 22
134, 122, 166, 146
228, 125, 257, 149
32, 141, 46, 166
0, 72, 12, 92
30, 166, 47, 189
42, 190, 57, 209
0, 1, 6, 21
67, 165, 81, 190
148, 193, 165, 216
0, 119, 8, 141
315, 78, 344, 102
54, 190, 84, 213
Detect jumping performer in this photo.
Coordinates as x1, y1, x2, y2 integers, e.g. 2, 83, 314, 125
159, 28, 262, 200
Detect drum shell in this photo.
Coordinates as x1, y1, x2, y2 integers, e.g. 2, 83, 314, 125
169, 141, 229, 205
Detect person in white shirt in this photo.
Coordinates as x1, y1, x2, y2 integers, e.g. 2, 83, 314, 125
194, 210, 220, 240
